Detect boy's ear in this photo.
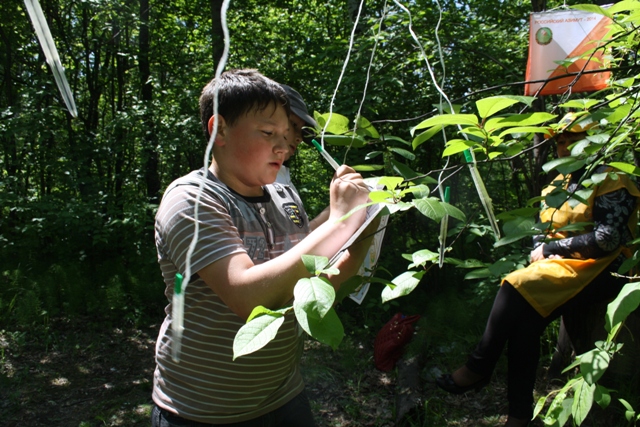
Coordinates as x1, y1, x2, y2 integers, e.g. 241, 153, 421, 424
208, 115, 228, 143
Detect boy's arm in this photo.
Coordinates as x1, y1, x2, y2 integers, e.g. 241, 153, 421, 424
197, 166, 370, 320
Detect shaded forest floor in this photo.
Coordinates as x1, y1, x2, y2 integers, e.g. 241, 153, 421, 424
0, 316, 631, 426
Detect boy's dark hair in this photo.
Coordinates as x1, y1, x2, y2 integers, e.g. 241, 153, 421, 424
199, 69, 290, 140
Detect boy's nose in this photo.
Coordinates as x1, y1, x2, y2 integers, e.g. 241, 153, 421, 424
274, 136, 289, 153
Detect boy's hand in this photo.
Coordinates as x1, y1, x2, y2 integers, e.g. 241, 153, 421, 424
329, 165, 370, 226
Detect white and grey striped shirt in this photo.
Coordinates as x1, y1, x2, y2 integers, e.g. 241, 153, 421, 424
153, 168, 310, 424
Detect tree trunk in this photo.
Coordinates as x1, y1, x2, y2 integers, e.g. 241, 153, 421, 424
140, 0, 161, 204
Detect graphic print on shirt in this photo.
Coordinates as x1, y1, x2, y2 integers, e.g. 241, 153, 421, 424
244, 236, 268, 260
282, 202, 304, 228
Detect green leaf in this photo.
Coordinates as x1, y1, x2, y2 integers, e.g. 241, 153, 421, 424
442, 139, 475, 157
605, 282, 640, 332
580, 348, 610, 384
608, 0, 640, 14
411, 114, 479, 133
354, 116, 379, 138
609, 162, 640, 176
502, 216, 535, 236
412, 125, 443, 149
294, 306, 344, 349
374, 176, 406, 191
411, 198, 446, 221
487, 112, 557, 131
476, 96, 521, 119
353, 164, 384, 172
618, 398, 637, 422
381, 271, 424, 303
316, 113, 350, 134
488, 260, 515, 276
570, 3, 613, 18
365, 150, 383, 160
618, 251, 640, 274
441, 202, 466, 222
322, 134, 367, 148
381, 135, 411, 146
246, 305, 289, 322
391, 159, 437, 184
572, 378, 595, 425
497, 126, 551, 139
594, 384, 611, 409
388, 146, 416, 160
545, 188, 571, 209
542, 157, 577, 173
407, 249, 439, 268
233, 312, 286, 359
293, 277, 336, 320
464, 267, 492, 280
301, 255, 330, 275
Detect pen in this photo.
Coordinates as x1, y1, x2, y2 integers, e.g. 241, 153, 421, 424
311, 139, 340, 171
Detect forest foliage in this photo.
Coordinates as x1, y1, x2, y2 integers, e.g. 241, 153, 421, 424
4, 0, 640, 424
3, 2, 640, 423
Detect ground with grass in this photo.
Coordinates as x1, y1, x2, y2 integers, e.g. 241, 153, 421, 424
0, 315, 631, 426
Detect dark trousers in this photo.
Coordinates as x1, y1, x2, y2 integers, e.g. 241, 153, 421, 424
465, 268, 625, 419
151, 390, 317, 427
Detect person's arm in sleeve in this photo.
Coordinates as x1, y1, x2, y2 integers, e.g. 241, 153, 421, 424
541, 187, 636, 260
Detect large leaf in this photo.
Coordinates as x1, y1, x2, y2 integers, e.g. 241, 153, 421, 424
354, 116, 380, 138
411, 198, 446, 221
594, 384, 611, 409
293, 277, 336, 320
486, 112, 557, 131
605, 282, 640, 332
411, 114, 479, 133
476, 96, 520, 119
412, 125, 444, 149
381, 271, 424, 303
294, 306, 344, 349
572, 378, 595, 426
301, 255, 330, 275
609, 161, 640, 176
407, 249, 439, 268
441, 202, 466, 221
233, 312, 286, 359
442, 139, 476, 157
388, 146, 416, 160
580, 348, 610, 384
322, 134, 367, 148
315, 113, 350, 134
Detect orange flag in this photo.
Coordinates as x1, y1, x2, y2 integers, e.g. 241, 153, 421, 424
525, 9, 612, 96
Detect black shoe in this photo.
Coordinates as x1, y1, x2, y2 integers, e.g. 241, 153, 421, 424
436, 373, 490, 394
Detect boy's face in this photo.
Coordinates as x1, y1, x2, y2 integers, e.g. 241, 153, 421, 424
284, 114, 306, 161
214, 103, 289, 195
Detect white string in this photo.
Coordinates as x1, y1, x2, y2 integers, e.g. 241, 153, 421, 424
172, 0, 231, 362
394, 0, 500, 240
345, 1, 389, 160
183, 0, 231, 294
320, 0, 366, 150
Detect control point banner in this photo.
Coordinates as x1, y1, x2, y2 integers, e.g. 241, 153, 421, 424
525, 9, 612, 96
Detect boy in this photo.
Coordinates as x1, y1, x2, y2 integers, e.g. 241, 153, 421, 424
151, 69, 374, 426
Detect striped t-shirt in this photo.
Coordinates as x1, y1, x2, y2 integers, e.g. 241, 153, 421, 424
153, 168, 310, 424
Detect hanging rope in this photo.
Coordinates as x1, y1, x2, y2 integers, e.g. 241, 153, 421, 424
172, 0, 232, 363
